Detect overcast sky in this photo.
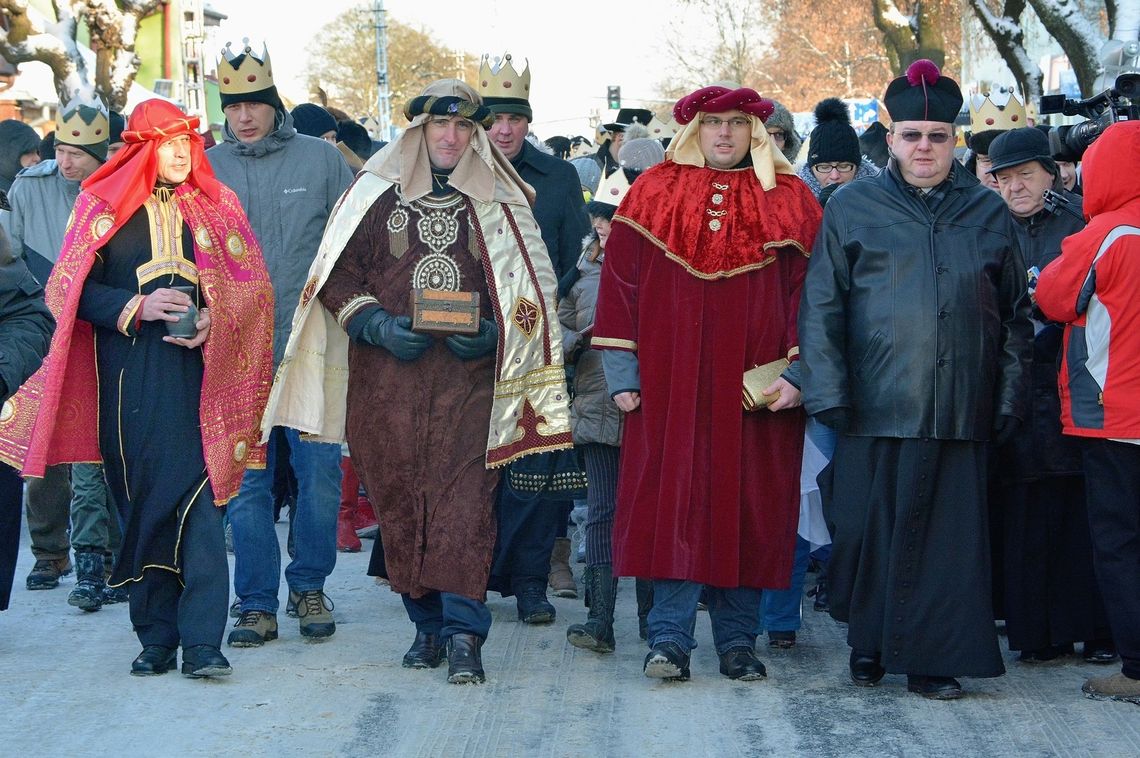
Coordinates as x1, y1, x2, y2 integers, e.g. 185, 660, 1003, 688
212, 0, 705, 138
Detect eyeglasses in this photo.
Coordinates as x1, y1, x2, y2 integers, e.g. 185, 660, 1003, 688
812, 162, 856, 175
700, 116, 752, 130
766, 129, 787, 142
895, 129, 952, 144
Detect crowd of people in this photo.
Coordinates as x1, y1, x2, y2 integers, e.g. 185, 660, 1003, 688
0, 41, 1136, 708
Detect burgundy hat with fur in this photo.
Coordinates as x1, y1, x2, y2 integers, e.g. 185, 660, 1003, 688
673, 87, 775, 125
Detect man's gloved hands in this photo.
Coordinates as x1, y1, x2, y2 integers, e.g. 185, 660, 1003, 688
359, 309, 432, 361
992, 415, 1020, 446
814, 407, 850, 433
446, 318, 498, 361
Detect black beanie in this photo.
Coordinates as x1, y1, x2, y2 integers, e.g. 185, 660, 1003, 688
108, 111, 126, 144
337, 120, 372, 161
291, 103, 337, 139
807, 98, 861, 166
968, 129, 1004, 156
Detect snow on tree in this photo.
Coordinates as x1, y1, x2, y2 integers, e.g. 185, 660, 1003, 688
0, 0, 161, 110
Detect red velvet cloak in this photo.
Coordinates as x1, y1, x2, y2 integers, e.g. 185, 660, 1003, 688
593, 161, 820, 588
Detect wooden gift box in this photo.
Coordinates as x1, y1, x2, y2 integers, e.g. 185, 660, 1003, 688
411, 289, 481, 335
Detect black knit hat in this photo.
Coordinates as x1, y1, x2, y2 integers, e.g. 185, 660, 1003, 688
968, 128, 1004, 155
807, 98, 861, 166
884, 60, 963, 124
108, 110, 126, 145
986, 127, 1057, 175
291, 103, 337, 139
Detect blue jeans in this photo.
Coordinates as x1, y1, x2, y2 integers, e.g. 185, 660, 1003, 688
761, 536, 812, 633
402, 592, 492, 640
648, 579, 761, 655
228, 427, 341, 613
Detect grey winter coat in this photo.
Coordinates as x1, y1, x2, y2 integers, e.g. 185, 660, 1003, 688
559, 243, 622, 447
207, 110, 354, 365
0, 160, 82, 284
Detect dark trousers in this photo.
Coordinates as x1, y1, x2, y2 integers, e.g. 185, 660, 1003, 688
1081, 439, 1140, 679
0, 463, 23, 610
129, 490, 228, 649
582, 443, 620, 567
25, 463, 70, 561
490, 477, 565, 592
402, 592, 492, 640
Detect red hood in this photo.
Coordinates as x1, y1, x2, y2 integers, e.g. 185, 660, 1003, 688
1082, 120, 1140, 218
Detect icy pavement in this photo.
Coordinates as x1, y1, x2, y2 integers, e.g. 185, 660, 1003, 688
1, 521, 1137, 757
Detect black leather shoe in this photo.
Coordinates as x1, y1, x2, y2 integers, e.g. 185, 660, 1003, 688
181, 645, 233, 678
515, 582, 555, 624
131, 645, 177, 676
719, 647, 767, 681
906, 674, 963, 700
402, 631, 445, 669
643, 641, 691, 681
849, 649, 886, 686
446, 633, 486, 684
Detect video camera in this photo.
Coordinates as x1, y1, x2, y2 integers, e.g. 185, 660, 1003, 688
1039, 73, 1140, 158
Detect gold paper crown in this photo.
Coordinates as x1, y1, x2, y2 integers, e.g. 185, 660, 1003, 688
218, 39, 275, 95
593, 167, 630, 208
57, 93, 109, 147
969, 90, 1026, 133
647, 114, 677, 139
479, 53, 531, 100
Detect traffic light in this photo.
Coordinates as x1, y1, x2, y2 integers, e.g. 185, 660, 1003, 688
607, 85, 621, 110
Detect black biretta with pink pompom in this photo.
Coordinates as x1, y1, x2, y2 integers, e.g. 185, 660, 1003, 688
883, 59, 963, 124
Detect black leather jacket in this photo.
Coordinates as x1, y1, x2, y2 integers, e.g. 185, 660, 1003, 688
799, 161, 1033, 440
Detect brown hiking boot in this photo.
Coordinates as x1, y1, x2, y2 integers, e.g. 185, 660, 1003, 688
26, 557, 72, 590
227, 610, 279, 647
291, 590, 336, 640
548, 537, 577, 599
1082, 673, 1140, 705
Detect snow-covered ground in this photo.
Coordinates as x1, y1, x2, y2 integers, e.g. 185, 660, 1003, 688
1, 520, 1137, 757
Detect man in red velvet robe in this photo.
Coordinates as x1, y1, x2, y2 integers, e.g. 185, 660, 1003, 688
593, 86, 821, 682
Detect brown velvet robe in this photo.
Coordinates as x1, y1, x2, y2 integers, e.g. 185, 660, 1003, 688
318, 188, 499, 600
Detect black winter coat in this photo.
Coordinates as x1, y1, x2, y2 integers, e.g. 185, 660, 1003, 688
511, 141, 590, 296
800, 162, 1033, 440
999, 191, 1086, 481
0, 231, 54, 401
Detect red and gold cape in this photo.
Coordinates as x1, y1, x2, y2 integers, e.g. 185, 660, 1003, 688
613, 161, 821, 280
0, 185, 274, 505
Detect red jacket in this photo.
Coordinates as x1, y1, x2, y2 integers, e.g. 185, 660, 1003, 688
1036, 120, 1140, 439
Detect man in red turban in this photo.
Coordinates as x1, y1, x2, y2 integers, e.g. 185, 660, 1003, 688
1, 99, 274, 678
592, 86, 821, 682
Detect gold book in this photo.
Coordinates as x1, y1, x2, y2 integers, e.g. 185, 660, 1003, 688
742, 358, 790, 411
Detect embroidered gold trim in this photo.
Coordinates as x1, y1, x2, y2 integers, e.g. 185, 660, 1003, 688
137, 194, 199, 288
337, 294, 380, 328
117, 294, 145, 335
614, 214, 809, 281
591, 336, 638, 351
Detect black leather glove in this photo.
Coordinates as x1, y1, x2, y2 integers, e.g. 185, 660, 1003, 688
359, 309, 432, 361
992, 414, 1020, 446
445, 318, 498, 361
814, 407, 850, 433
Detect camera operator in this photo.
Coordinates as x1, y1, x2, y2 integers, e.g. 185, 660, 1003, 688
1036, 120, 1140, 705
985, 127, 1115, 666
